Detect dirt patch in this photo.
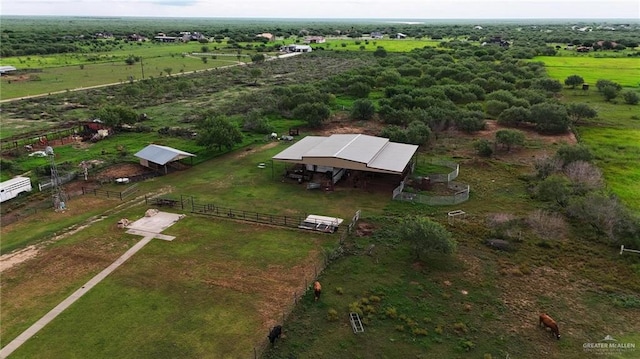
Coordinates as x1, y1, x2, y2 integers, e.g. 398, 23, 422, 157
96, 163, 152, 178
233, 141, 279, 159
447, 120, 578, 165
317, 114, 386, 136
355, 221, 375, 237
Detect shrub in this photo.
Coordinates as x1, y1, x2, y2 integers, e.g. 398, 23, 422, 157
395, 325, 405, 332
527, 210, 568, 240
459, 340, 475, 352
368, 295, 381, 303
320, 307, 337, 322
348, 301, 363, 316
473, 139, 493, 157
385, 307, 398, 319
335, 287, 344, 295
453, 322, 468, 334
412, 328, 428, 336
622, 90, 639, 105
351, 99, 375, 120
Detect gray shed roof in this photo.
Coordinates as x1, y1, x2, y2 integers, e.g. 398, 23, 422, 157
0, 66, 17, 74
134, 144, 195, 165
272, 134, 418, 174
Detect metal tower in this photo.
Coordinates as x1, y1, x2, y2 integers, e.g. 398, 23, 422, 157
45, 146, 68, 211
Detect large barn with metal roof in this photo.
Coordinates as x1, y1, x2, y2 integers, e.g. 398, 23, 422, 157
134, 144, 196, 174
272, 134, 418, 187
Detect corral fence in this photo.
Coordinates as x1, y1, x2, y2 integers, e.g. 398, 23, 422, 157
392, 160, 470, 205
394, 181, 470, 205
82, 183, 139, 200
0, 125, 84, 153
38, 172, 77, 191
145, 194, 343, 232
253, 209, 361, 359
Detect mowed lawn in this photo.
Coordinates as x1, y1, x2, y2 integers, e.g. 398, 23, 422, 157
2, 211, 335, 359
535, 56, 640, 88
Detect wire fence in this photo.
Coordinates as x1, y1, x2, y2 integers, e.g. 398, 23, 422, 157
253, 209, 361, 359
82, 184, 139, 200
392, 160, 470, 205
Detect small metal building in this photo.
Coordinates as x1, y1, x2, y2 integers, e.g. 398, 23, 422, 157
134, 144, 196, 174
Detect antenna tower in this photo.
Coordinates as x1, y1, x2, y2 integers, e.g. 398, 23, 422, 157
46, 146, 68, 211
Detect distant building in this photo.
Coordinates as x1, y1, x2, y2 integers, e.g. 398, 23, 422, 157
0, 66, 17, 75
281, 44, 313, 53
304, 36, 325, 44
256, 33, 275, 42
395, 33, 407, 39
370, 32, 384, 39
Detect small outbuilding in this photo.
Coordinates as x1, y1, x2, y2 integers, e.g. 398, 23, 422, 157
0, 66, 17, 75
134, 144, 196, 174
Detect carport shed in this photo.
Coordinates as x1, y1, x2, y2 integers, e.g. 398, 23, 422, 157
134, 144, 196, 174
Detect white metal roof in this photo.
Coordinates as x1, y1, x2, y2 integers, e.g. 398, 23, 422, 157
272, 134, 418, 174
134, 144, 196, 165
0, 66, 17, 74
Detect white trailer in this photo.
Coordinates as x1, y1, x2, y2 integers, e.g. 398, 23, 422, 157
0, 177, 32, 203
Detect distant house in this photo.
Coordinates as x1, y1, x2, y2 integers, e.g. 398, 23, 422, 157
576, 46, 591, 53
473, 25, 483, 30
304, 36, 325, 44
482, 36, 510, 47
256, 32, 275, 42
154, 36, 178, 43
128, 34, 147, 42
370, 32, 383, 39
281, 44, 313, 53
395, 33, 407, 39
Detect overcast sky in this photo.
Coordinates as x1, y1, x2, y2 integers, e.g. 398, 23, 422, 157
1, 0, 638, 19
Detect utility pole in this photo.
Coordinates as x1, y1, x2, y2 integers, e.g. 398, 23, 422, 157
140, 57, 145, 79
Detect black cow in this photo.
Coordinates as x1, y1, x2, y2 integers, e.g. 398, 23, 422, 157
268, 325, 282, 346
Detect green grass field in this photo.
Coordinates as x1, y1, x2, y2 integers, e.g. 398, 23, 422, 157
0, 56, 243, 100
3, 212, 334, 359
317, 38, 442, 52
559, 90, 640, 213
534, 56, 640, 88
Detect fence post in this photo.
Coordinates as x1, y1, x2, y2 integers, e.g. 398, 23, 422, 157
254, 347, 257, 359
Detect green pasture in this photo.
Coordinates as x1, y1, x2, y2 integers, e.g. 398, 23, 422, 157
0, 41, 245, 69
577, 126, 640, 212
561, 90, 640, 213
0, 56, 243, 100
4, 214, 333, 359
534, 56, 640, 88
318, 38, 441, 52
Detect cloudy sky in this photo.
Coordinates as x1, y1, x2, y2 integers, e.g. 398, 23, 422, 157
1, 0, 638, 19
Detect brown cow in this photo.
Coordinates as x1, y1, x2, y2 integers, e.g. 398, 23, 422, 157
313, 281, 322, 301
539, 313, 560, 340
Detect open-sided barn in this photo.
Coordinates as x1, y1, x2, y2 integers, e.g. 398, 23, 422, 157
134, 144, 196, 174
272, 134, 418, 187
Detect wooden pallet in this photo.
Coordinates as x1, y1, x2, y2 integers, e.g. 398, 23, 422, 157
349, 312, 364, 333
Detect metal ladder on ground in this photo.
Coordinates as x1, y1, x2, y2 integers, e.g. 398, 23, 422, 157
349, 312, 364, 333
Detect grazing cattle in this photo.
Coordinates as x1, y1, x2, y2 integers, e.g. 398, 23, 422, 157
267, 325, 282, 346
313, 281, 322, 301
539, 313, 560, 340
